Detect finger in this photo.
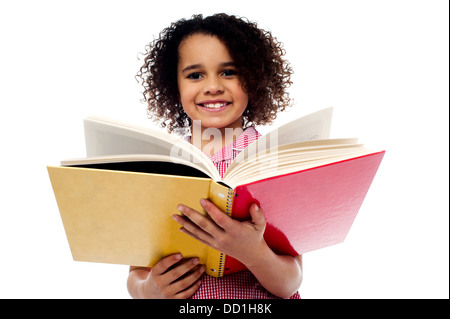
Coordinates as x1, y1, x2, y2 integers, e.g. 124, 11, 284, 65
171, 265, 205, 299
164, 257, 203, 291
179, 226, 214, 248
172, 214, 203, 234
249, 203, 266, 228
173, 212, 216, 246
174, 277, 203, 299
176, 204, 223, 237
200, 198, 234, 230
172, 214, 200, 233
164, 257, 199, 284
151, 253, 183, 276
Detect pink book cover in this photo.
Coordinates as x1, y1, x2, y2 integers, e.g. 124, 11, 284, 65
223, 151, 385, 275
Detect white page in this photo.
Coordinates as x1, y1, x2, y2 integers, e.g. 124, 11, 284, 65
227, 107, 333, 174
83, 116, 220, 179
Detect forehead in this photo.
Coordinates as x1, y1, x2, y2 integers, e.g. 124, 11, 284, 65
178, 34, 233, 67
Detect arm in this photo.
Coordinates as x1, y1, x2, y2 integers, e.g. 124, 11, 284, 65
127, 254, 205, 299
246, 247, 302, 298
173, 199, 303, 298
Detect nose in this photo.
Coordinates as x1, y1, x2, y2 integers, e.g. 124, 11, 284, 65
203, 76, 224, 95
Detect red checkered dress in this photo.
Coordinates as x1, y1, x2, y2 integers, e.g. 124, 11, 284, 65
185, 126, 301, 299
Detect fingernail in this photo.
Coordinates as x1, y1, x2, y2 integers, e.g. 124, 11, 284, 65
192, 258, 199, 265
254, 204, 260, 212
200, 198, 206, 206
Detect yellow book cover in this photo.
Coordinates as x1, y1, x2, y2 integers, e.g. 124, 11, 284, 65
48, 165, 232, 277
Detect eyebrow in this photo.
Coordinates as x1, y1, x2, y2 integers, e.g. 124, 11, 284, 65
181, 62, 236, 73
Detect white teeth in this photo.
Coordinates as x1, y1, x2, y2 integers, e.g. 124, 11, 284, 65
202, 103, 228, 109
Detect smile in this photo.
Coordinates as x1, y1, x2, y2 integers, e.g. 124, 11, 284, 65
198, 102, 231, 109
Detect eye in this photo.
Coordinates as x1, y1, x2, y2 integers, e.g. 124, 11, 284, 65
187, 72, 203, 80
222, 69, 237, 77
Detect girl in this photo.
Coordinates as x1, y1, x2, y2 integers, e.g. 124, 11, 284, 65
127, 13, 302, 299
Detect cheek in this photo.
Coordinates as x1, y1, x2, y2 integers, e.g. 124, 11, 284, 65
234, 80, 248, 100
178, 86, 197, 118
235, 86, 249, 109
178, 83, 194, 105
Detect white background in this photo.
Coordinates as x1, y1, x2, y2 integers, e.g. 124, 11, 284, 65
0, 0, 448, 299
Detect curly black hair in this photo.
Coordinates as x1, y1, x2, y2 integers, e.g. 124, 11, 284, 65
137, 13, 293, 133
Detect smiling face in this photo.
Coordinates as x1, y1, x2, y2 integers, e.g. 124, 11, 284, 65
177, 34, 249, 132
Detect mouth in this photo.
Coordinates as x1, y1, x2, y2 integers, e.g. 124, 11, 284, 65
197, 101, 232, 109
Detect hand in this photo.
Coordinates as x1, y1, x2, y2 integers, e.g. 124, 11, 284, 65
172, 199, 267, 266
171, 200, 304, 298
133, 254, 205, 299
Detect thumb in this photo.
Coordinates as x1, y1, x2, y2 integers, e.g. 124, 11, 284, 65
249, 203, 266, 228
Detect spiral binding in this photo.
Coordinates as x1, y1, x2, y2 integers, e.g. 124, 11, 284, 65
217, 187, 234, 277
224, 187, 233, 217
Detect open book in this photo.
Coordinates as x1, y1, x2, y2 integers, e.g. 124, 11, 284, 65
48, 108, 384, 277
